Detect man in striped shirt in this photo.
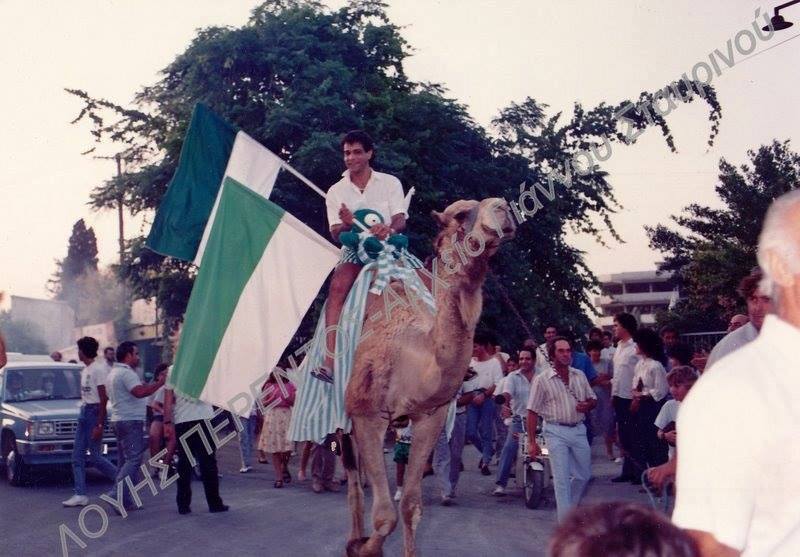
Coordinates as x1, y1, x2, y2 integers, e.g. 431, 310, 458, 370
527, 337, 596, 521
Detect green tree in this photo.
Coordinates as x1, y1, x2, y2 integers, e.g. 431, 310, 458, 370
647, 140, 800, 332
0, 313, 48, 354
67, 0, 721, 349
49, 219, 99, 301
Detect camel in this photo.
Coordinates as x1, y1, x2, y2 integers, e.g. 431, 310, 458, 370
342, 197, 517, 557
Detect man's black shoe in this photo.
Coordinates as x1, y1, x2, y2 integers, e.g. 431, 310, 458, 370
611, 475, 633, 483
209, 505, 230, 513
178, 507, 191, 515
480, 464, 491, 476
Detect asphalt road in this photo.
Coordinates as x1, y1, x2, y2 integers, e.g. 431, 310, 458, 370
0, 436, 650, 557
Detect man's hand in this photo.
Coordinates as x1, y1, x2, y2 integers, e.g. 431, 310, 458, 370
164, 423, 175, 442
339, 204, 354, 226
370, 223, 392, 240
91, 424, 104, 441
528, 440, 540, 459
576, 400, 593, 414
630, 397, 640, 414
500, 404, 512, 419
664, 430, 677, 446
472, 392, 485, 406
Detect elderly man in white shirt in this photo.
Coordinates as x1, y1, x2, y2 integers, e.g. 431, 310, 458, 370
310, 130, 408, 384
705, 269, 773, 370
673, 189, 800, 556
527, 337, 596, 521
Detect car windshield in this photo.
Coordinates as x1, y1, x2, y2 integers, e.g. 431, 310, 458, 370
3, 367, 82, 402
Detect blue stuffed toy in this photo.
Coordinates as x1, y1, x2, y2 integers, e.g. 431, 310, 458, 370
339, 208, 408, 264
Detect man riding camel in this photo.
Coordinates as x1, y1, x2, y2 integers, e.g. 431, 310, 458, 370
310, 130, 409, 383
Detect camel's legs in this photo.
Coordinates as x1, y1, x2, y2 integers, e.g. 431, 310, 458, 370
400, 406, 448, 557
345, 434, 365, 543
348, 416, 396, 557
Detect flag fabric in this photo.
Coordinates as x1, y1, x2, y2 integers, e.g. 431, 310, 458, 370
146, 103, 284, 264
170, 177, 340, 411
145, 103, 341, 413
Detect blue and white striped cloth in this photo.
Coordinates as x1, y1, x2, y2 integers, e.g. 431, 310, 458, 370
288, 257, 435, 443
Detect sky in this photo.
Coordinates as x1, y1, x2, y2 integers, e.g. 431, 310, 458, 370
1, 0, 798, 302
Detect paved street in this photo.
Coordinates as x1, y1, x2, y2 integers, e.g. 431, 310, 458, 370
0, 436, 650, 556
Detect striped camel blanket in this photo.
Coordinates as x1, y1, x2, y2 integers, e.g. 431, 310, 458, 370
288, 251, 442, 443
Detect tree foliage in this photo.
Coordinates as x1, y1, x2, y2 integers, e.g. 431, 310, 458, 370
49, 219, 99, 296
49, 219, 129, 329
647, 140, 800, 332
66, 0, 721, 349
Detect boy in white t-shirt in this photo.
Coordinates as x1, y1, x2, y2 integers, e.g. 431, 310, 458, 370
63, 336, 119, 507
646, 365, 699, 491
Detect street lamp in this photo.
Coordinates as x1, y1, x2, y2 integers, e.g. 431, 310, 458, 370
763, 0, 798, 31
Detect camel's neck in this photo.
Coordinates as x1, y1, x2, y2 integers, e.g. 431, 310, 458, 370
429, 249, 490, 370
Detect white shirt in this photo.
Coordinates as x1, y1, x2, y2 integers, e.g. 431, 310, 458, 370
706, 321, 758, 370
610, 338, 639, 399
503, 370, 533, 417
673, 315, 800, 555
654, 399, 680, 460
631, 358, 668, 401
80, 360, 109, 405
325, 170, 407, 227
470, 357, 504, 391
171, 390, 214, 424
527, 366, 597, 424
601, 346, 616, 362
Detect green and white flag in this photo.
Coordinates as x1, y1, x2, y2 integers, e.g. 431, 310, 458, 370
146, 104, 340, 412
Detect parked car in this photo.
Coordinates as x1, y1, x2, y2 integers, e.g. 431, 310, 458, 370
1, 357, 118, 486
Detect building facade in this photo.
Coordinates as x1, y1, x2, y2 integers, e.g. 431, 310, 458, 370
594, 271, 679, 329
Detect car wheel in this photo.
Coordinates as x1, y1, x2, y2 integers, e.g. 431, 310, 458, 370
6, 444, 28, 486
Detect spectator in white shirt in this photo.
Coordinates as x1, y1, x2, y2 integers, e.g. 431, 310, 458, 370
610, 312, 640, 483
673, 189, 800, 556
465, 332, 504, 476
62, 336, 118, 508
601, 330, 616, 362
646, 365, 698, 492
628, 328, 669, 484
534, 325, 559, 374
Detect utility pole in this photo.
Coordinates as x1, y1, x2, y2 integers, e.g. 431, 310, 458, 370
115, 154, 125, 264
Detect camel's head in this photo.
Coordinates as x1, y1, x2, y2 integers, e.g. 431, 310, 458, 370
432, 197, 516, 259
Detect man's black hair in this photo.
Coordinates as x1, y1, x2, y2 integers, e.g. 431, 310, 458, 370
586, 340, 604, 353
614, 312, 638, 337
548, 336, 572, 360
550, 501, 699, 557
666, 342, 693, 366
116, 341, 137, 364
341, 130, 374, 153
473, 331, 497, 347
659, 324, 679, 337
632, 328, 664, 361
77, 336, 99, 359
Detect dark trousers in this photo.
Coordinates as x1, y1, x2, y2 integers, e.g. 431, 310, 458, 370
176, 420, 224, 511
612, 396, 636, 478
629, 397, 668, 477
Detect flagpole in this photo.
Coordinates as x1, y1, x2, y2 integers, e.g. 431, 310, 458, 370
277, 159, 368, 232
279, 160, 327, 200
